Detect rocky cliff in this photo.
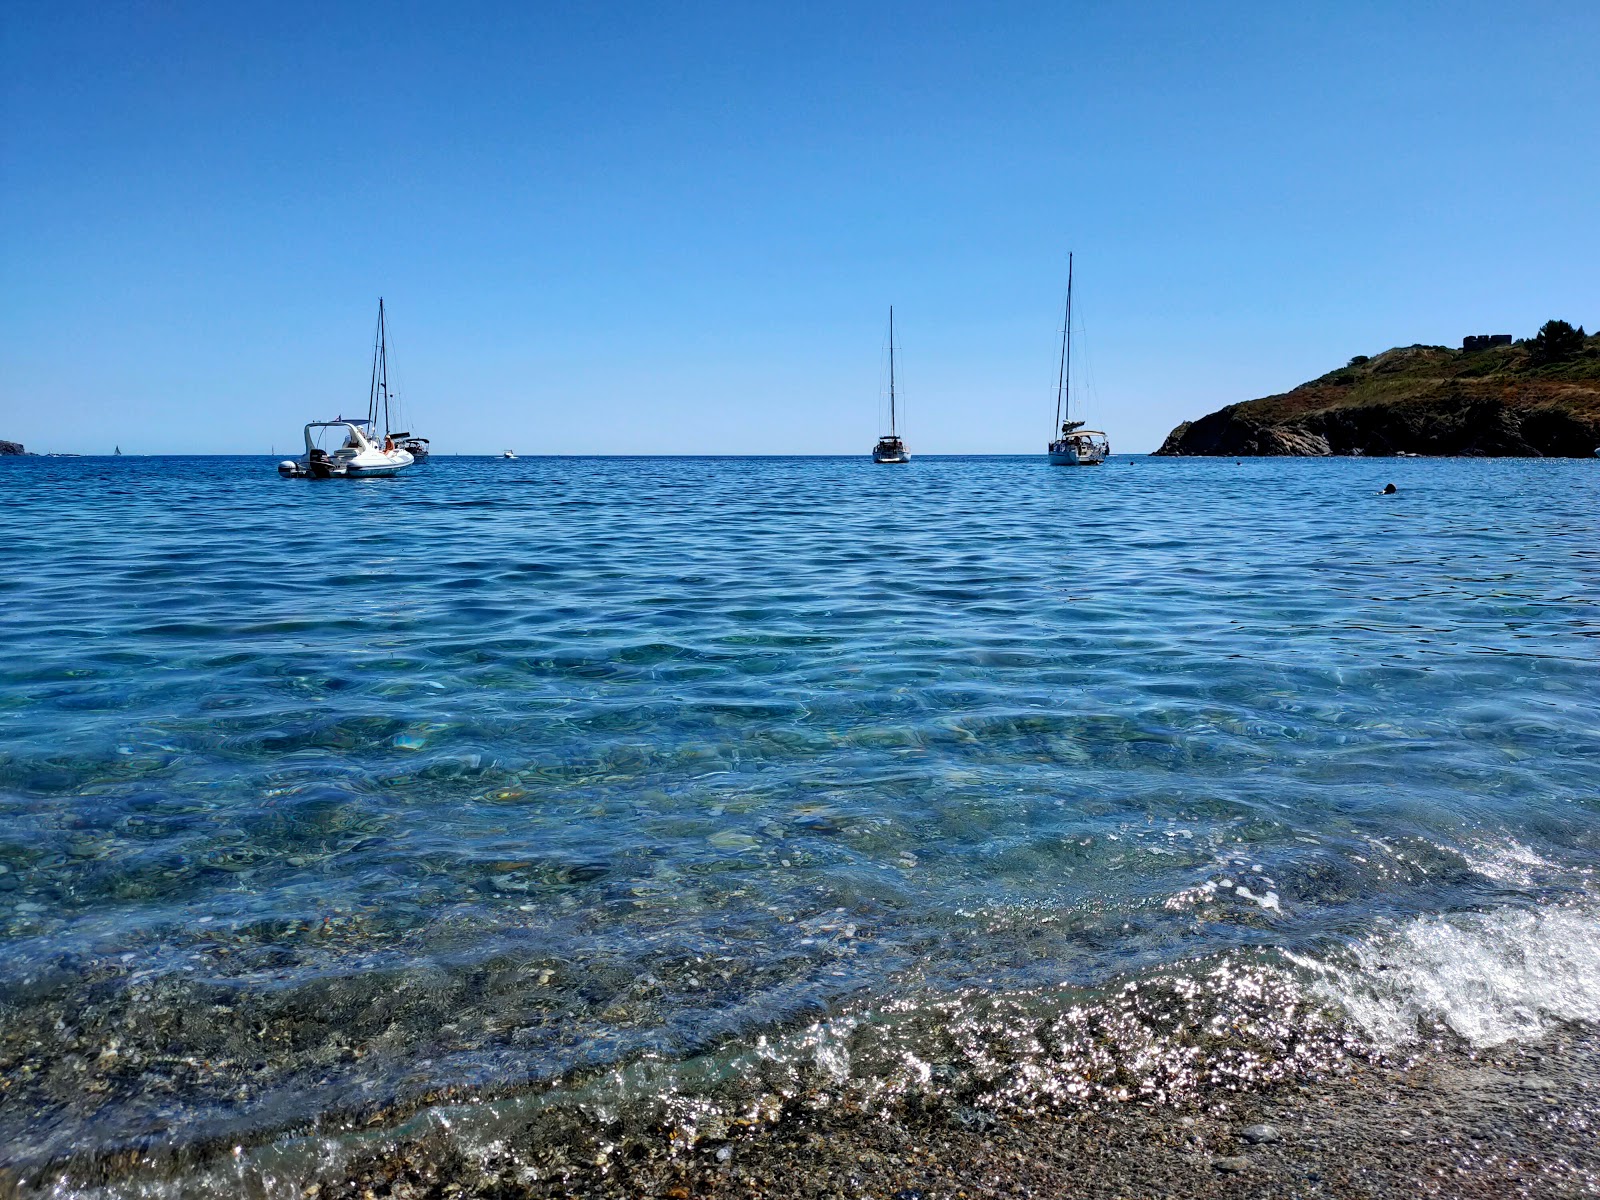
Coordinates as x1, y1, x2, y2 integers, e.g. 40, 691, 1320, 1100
1155, 332, 1600, 457
0, 440, 25, 456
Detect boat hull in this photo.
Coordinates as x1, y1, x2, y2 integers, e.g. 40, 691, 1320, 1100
343, 451, 414, 476
279, 441, 414, 479
278, 458, 413, 478
1048, 431, 1109, 466
872, 435, 909, 463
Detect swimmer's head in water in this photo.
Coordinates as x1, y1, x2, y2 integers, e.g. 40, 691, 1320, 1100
1382, 483, 1397, 494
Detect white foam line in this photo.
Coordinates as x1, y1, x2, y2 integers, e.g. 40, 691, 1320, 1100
1295, 898, 1600, 1048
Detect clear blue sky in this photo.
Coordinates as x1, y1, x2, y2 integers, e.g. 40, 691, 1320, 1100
3, 2, 1596, 455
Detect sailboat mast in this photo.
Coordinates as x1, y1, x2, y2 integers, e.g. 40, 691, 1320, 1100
366, 297, 393, 436
888, 306, 897, 437
1054, 253, 1073, 434
378, 299, 390, 437
1064, 256, 1073, 427
368, 300, 381, 431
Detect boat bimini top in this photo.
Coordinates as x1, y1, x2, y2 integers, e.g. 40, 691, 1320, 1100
304, 420, 375, 454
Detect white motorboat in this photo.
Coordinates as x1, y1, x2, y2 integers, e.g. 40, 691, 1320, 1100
279, 419, 413, 478
871, 306, 910, 463
279, 299, 415, 479
502, 449, 517, 460
1046, 254, 1110, 466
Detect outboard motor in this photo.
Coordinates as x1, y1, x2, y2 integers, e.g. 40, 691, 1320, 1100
308, 447, 333, 479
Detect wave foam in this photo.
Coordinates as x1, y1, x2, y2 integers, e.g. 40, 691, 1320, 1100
1300, 899, 1600, 1048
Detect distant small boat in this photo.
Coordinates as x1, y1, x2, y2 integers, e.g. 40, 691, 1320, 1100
502, 450, 517, 460
1046, 253, 1109, 466
398, 435, 430, 462
872, 306, 909, 463
279, 299, 415, 479
114, 446, 122, 455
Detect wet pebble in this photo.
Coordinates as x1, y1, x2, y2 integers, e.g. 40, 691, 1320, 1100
1213, 1155, 1253, 1172
955, 1106, 998, 1132
1242, 1122, 1281, 1144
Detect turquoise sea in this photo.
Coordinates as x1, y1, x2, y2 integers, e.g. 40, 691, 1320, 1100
1, 454, 1597, 1194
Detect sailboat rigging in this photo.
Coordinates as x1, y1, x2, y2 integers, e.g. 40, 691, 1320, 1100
872, 306, 910, 463
1046, 253, 1110, 466
372, 300, 431, 462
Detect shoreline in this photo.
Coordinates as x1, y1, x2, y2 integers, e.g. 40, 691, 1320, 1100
316, 1024, 1599, 1200
8, 892, 1600, 1197
16, 1018, 1596, 1198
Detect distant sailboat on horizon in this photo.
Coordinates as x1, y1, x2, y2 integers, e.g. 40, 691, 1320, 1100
1047, 253, 1110, 466
872, 306, 910, 464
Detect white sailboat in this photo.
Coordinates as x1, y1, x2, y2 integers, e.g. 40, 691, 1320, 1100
279, 299, 415, 478
1047, 254, 1110, 466
872, 306, 910, 463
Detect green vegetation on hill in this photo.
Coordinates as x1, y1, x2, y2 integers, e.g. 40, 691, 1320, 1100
1156, 325, 1600, 457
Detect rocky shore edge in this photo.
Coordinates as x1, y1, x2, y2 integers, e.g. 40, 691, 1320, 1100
18, 1023, 1591, 1200
1155, 328, 1600, 457
313, 1024, 1598, 1200
1153, 395, 1599, 458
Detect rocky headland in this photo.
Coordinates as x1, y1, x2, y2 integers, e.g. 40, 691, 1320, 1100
0, 439, 25, 456
1155, 324, 1600, 457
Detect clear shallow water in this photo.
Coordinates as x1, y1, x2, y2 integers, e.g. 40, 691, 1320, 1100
1, 454, 1597, 1187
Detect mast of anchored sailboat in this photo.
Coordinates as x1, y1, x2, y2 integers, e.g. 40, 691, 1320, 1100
1054, 253, 1073, 435
368, 298, 391, 436
888, 306, 897, 439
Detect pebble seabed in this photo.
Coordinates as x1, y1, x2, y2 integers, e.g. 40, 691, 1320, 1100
317, 1027, 1599, 1200
8, 959, 1597, 1200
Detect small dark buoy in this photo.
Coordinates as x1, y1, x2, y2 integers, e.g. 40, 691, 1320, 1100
1382, 483, 1397, 494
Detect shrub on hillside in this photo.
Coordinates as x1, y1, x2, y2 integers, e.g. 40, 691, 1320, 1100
1530, 319, 1586, 364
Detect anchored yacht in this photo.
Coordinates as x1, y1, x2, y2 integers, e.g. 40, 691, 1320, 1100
1046, 254, 1110, 466
279, 299, 415, 479
872, 306, 910, 463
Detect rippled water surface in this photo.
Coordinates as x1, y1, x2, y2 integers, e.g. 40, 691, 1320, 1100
1, 454, 1597, 1185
